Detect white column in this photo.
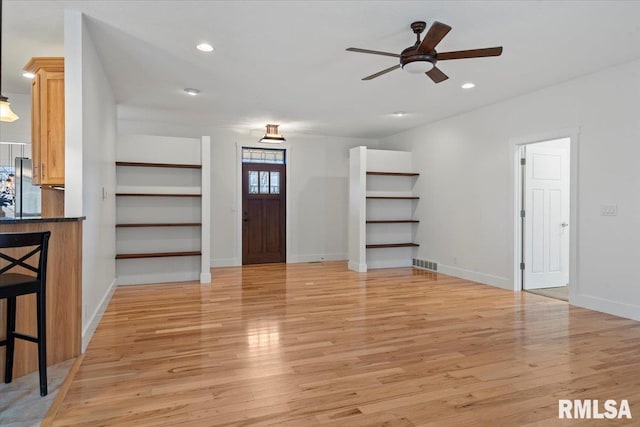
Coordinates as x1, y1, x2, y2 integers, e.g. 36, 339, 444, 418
200, 136, 212, 283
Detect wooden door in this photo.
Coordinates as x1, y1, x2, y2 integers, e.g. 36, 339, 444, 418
242, 163, 286, 264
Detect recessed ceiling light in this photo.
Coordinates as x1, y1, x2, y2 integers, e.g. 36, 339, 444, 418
196, 43, 214, 52
461, 82, 475, 89
392, 111, 407, 117
184, 88, 200, 96
22, 72, 35, 79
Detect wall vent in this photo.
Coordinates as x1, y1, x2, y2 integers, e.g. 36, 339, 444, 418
412, 258, 438, 272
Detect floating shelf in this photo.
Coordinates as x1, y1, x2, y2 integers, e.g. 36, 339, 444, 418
366, 220, 419, 224
366, 243, 419, 249
116, 193, 202, 197
116, 161, 201, 169
366, 196, 419, 200
116, 223, 202, 228
366, 171, 419, 177
116, 251, 201, 260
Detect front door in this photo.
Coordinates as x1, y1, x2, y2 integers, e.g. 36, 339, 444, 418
523, 139, 570, 290
242, 163, 286, 264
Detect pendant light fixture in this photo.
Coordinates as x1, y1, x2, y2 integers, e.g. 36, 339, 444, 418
259, 124, 286, 143
0, 0, 19, 122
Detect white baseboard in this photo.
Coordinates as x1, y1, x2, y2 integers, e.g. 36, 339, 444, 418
200, 272, 212, 283
572, 293, 640, 322
368, 259, 413, 269
117, 272, 200, 285
82, 278, 117, 352
436, 264, 511, 290
348, 261, 367, 272
287, 253, 347, 263
211, 258, 241, 267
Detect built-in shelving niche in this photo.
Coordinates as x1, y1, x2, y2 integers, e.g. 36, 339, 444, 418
115, 135, 211, 285
348, 147, 419, 272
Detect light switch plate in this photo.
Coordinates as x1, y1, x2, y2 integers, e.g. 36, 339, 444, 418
600, 204, 617, 216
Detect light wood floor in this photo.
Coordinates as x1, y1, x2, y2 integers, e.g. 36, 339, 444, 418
51, 262, 640, 426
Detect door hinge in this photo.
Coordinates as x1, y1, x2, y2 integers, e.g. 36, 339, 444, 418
520, 210, 525, 218
520, 262, 525, 270
520, 158, 526, 165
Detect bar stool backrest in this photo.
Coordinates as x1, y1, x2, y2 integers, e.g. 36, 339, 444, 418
0, 231, 51, 282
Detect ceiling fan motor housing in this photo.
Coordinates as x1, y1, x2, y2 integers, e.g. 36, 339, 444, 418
400, 21, 435, 72
400, 48, 436, 72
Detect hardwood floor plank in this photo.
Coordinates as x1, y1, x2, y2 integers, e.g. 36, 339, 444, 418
51, 262, 640, 426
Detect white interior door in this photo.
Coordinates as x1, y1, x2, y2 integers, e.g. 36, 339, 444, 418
523, 139, 570, 290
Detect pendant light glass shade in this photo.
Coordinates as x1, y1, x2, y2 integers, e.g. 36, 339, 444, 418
259, 124, 286, 143
0, 0, 19, 122
0, 96, 19, 122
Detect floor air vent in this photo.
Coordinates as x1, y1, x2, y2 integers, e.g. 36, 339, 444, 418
412, 258, 438, 271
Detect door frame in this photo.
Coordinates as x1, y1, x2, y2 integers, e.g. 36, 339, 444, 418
235, 143, 291, 264
510, 129, 579, 302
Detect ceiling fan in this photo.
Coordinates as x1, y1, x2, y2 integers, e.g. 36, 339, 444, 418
346, 20, 503, 83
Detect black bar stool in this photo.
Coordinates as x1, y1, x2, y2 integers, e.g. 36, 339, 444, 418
0, 231, 51, 396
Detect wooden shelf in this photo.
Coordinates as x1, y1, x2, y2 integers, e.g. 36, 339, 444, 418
366, 196, 419, 200
366, 243, 419, 249
116, 223, 202, 228
366, 171, 419, 177
366, 220, 419, 224
116, 251, 201, 260
116, 161, 201, 169
116, 193, 201, 197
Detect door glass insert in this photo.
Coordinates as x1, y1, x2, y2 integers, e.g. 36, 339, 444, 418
270, 171, 280, 194
248, 170, 281, 194
248, 171, 259, 194
259, 171, 269, 194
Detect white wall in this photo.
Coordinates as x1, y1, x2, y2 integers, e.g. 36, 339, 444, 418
382, 58, 640, 321
119, 120, 374, 266
0, 92, 31, 144
65, 12, 118, 349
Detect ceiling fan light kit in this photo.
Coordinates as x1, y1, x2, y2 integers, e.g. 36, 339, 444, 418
401, 57, 434, 73
259, 124, 286, 143
347, 20, 503, 83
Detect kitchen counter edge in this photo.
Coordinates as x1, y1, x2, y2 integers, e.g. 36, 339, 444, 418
0, 216, 86, 224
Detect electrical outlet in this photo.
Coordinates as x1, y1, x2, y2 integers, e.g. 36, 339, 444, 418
102, 187, 107, 200
600, 204, 617, 216
453, 256, 458, 265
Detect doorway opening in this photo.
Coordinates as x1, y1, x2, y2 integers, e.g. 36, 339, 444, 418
516, 137, 571, 302
241, 148, 286, 265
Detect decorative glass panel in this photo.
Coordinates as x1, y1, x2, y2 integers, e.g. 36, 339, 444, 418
248, 171, 259, 194
242, 148, 285, 164
270, 171, 280, 194
259, 171, 269, 194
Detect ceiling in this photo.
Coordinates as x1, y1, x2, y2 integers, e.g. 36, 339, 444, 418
3, 1, 640, 139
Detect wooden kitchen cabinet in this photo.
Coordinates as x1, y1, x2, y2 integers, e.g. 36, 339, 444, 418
24, 57, 65, 186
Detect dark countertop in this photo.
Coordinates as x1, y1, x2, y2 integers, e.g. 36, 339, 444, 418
0, 216, 86, 224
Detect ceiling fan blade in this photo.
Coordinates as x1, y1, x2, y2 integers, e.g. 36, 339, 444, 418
426, 66, 448, 83
437, 47, 503, 60
362, 64, 401, 80
418, 21, 452, 53
346, 47, 400, 58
